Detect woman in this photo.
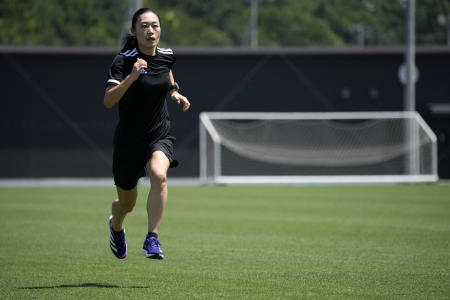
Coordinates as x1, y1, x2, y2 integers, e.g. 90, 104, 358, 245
104, 8, 190, 260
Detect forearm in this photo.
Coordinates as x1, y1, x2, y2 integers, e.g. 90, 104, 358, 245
168, 70, 190, 112
103, 75, 136, 109
168, 70, 176, 99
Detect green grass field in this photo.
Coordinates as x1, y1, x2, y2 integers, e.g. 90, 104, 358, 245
0, 184, 449, 299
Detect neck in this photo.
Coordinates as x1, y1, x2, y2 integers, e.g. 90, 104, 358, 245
138, 45, 156, 56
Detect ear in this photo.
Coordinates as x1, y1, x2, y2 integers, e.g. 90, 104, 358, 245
130, 27, 136, 35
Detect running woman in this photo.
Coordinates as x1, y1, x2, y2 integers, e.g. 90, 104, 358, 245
104, 8, 190, 259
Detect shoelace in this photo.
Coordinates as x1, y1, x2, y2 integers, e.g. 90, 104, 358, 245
148, 238, 161, 248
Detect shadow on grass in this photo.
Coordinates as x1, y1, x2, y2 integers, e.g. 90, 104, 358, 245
18, 282, 149, 289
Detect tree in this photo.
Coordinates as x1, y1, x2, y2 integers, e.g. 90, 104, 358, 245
0, 0, 448, 47
0, 0, 126, 46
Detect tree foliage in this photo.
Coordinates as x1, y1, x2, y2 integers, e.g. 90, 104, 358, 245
0, 0, 448, 47
0, 0, 127, 46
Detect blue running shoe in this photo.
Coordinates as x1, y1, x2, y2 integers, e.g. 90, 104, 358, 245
142, 236, 164, 259
108, 216, 127, 259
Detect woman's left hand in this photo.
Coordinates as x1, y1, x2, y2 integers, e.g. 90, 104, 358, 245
171, 91, 190, 112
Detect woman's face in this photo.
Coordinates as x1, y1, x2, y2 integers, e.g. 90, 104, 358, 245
132, 11, 161, 50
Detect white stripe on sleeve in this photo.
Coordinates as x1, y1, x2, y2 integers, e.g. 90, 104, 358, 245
107, 79, 121, 85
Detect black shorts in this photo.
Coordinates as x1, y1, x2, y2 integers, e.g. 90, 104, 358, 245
112, 132, 178, 190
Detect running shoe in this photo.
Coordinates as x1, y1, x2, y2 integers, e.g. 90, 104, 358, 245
108, 216, 127, 259
142, 236, 164, 259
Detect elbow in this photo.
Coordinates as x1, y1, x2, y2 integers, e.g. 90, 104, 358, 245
104, 85, 121, 109
104, 101, 113, 109
103, 96, 114, 109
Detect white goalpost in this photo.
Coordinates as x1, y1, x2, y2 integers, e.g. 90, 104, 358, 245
199, 111, 438, 184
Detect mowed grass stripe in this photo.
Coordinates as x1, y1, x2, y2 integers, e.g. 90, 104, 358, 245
0, 184, 449, 299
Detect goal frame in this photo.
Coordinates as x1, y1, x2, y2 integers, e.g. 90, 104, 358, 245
199, 111, 438, 184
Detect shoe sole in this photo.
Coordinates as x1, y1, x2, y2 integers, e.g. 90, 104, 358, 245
141, 249, 164, 259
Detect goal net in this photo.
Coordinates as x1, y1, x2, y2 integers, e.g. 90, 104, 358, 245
199, 112, 438, 184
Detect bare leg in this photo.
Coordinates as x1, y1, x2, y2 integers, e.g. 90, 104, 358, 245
146, 151, 170, 234
111, 186, 137, 232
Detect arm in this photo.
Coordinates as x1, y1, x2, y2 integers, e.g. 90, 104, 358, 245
103, 74, 136, 109
103, 58, 147, 109
169, 70, 191, 112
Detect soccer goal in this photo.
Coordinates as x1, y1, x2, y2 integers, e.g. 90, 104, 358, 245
199, 111, 438, 184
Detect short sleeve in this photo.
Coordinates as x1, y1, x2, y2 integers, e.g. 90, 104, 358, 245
157, 47, 176, 69
106, 55, 126, 86
169, 51, 176, 69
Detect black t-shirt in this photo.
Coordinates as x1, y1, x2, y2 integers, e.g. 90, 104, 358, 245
106, 47, 176, 142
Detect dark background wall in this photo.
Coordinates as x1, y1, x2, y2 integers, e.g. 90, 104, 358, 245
1, 46, 449, 179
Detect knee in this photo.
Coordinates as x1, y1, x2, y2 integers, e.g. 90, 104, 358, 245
150, 170, 167, 189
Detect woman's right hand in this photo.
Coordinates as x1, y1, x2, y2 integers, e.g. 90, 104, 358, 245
130, 58, 148, 81
104, 58, 148, 109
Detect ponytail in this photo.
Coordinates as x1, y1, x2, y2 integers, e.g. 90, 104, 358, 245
121, 34, 137, 52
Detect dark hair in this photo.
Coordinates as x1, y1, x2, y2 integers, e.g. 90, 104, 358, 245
121, 8, 161, 51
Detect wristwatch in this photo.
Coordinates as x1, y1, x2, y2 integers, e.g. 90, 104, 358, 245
169, 82, 180, 91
